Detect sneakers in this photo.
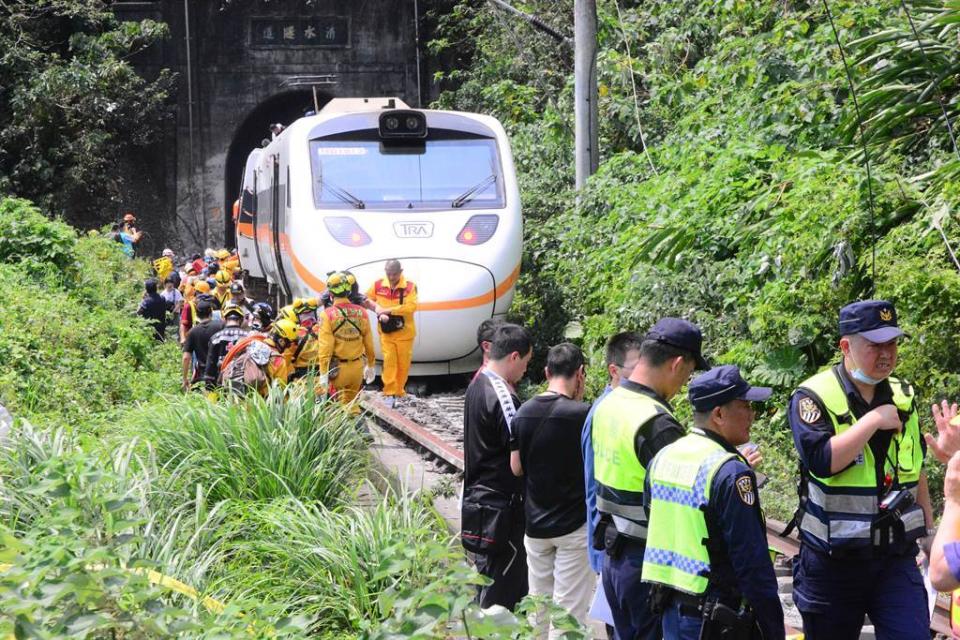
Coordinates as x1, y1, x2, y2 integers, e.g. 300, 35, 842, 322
382, 396, 396, 409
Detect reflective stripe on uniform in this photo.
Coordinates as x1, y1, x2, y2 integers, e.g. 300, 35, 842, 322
642, 432, 736, 595
797, 369, 924, 552
611, 515, 648, 540
644, 548, 710, 579
596, 497, 646, 520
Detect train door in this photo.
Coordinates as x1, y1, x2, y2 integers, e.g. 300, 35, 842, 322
270, 155, 292, 300
237, 152, 264, 278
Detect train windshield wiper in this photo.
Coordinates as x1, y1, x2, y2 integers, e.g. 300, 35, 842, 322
320, 179, 365, 209
451, 174, 496, 208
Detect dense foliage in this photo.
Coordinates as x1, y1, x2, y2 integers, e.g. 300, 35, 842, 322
432, 0, 960, 515
0, 197, 178, 429
0, 1, 174, 223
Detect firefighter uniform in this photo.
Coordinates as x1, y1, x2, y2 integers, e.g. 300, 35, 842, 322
319, 275, 376, 413
643, 366, 783, 640
366, 272, 417, 400
789, 300, 929, 640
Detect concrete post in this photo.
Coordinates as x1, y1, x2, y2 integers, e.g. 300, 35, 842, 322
574, 0, 598, 191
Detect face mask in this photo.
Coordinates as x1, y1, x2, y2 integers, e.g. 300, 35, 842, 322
848, 350, 889, 385
850, 367, 887, 386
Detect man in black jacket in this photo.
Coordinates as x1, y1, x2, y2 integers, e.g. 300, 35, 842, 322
461, 323, 533, 611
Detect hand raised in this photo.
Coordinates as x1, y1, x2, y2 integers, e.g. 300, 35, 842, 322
925, 400, 960, 464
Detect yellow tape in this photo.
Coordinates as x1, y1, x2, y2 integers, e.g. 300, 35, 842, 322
0, 563, 226, 614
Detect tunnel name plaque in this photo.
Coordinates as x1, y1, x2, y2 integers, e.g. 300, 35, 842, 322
250, 17, 349, 47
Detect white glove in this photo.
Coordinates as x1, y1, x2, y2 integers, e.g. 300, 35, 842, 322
363, 366, 375, 384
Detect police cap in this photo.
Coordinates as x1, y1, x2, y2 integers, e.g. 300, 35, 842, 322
688, 365, 772, 412
645, 317, 709, 370
838, 299, 904, 343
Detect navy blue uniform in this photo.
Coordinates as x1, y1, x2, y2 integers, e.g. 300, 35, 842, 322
789, 364, 928, 640
645, 429, 784, 640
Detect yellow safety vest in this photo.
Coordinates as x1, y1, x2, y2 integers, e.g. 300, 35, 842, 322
592, 386, 674, 540
796, 368, 925, 553
643, 431, 737, 594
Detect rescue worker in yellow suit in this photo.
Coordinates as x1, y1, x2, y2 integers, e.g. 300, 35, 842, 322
279, 298, 322, 393
365, 259, 417, 408
212, 270, 232, 309
219, 248, 240, 275
319, 272, 376, 414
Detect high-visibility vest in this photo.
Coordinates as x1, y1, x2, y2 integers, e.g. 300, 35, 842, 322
153, 256, 173, 282
951, 588, 960, 638
643, 431, 737, 594
797, 368, 925, 553
592, 387, 674, 540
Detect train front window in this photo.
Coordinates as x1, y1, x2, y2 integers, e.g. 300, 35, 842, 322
310, 133, 505, 210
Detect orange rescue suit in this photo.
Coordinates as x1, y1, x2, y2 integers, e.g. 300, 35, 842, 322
317, 298, 375, 413
366, 276, 417, 398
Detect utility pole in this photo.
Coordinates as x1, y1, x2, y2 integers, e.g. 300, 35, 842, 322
574, 0, 599, 192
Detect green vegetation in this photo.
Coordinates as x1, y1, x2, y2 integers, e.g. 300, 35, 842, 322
432, 0, 960, 517
128, 392, 369, 504
0, 203, 560, 635
0, 1, 174, 222
0, 197, 178, 430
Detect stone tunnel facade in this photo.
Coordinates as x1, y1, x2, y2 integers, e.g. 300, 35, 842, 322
113, 0, 421, 253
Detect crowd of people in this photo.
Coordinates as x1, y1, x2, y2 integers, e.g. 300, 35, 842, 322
134, 242, 418, 413
460, 301, 960, 640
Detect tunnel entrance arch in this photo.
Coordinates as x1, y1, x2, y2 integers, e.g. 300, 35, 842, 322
223, 90, 331, 246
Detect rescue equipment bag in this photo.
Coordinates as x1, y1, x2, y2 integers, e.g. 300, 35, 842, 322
219, 335, 271, 391
378, 288, 406, 334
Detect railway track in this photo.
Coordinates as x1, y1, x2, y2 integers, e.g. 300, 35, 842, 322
361, 393, 954, 639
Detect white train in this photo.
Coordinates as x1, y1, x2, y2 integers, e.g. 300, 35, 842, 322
235, 97, 522, 375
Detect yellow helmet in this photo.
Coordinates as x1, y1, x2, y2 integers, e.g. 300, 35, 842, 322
193, 280, 211, 294
272, 318, 299, 342
222, 303, 245, 321
326, 272, 351, 297
214, 270, 231, 285
277, 305, 298, 325
293, 297, 319, 313
216, 249, 231, 260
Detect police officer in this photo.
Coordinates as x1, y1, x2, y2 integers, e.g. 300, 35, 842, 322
317, 272, 376, 414
591, 318, 708, 640
643, 365, 783, 640
788, 300, 932, 640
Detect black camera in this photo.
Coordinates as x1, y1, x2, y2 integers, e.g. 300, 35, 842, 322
879, 489, 915, 518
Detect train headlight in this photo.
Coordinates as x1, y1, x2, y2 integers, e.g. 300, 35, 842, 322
456, 215, 499, 245
379, 110, 427, 139
324, 217, 372, 246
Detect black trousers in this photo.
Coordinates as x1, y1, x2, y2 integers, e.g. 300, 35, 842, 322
474, 514, 528, 610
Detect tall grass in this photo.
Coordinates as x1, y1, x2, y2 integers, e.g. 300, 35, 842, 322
0, 420, 231, 596
128, 388, 369, 505
221, 482, 449, 632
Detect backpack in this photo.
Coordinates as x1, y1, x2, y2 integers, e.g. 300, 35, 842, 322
219, 335, 272, 392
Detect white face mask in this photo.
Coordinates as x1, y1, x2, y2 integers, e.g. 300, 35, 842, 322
848, 349, 889, 386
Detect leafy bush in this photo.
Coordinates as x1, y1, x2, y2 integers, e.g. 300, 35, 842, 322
433, 0, 960, 517
127, 389, 370, 505
366, 541, 587, 639
0, 422, 308, 638
0, 197, 177, 428
0, 197, 76, 274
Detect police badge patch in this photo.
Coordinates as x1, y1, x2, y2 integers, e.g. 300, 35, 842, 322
736, 475, 756, 506
798, 396, 821, 423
